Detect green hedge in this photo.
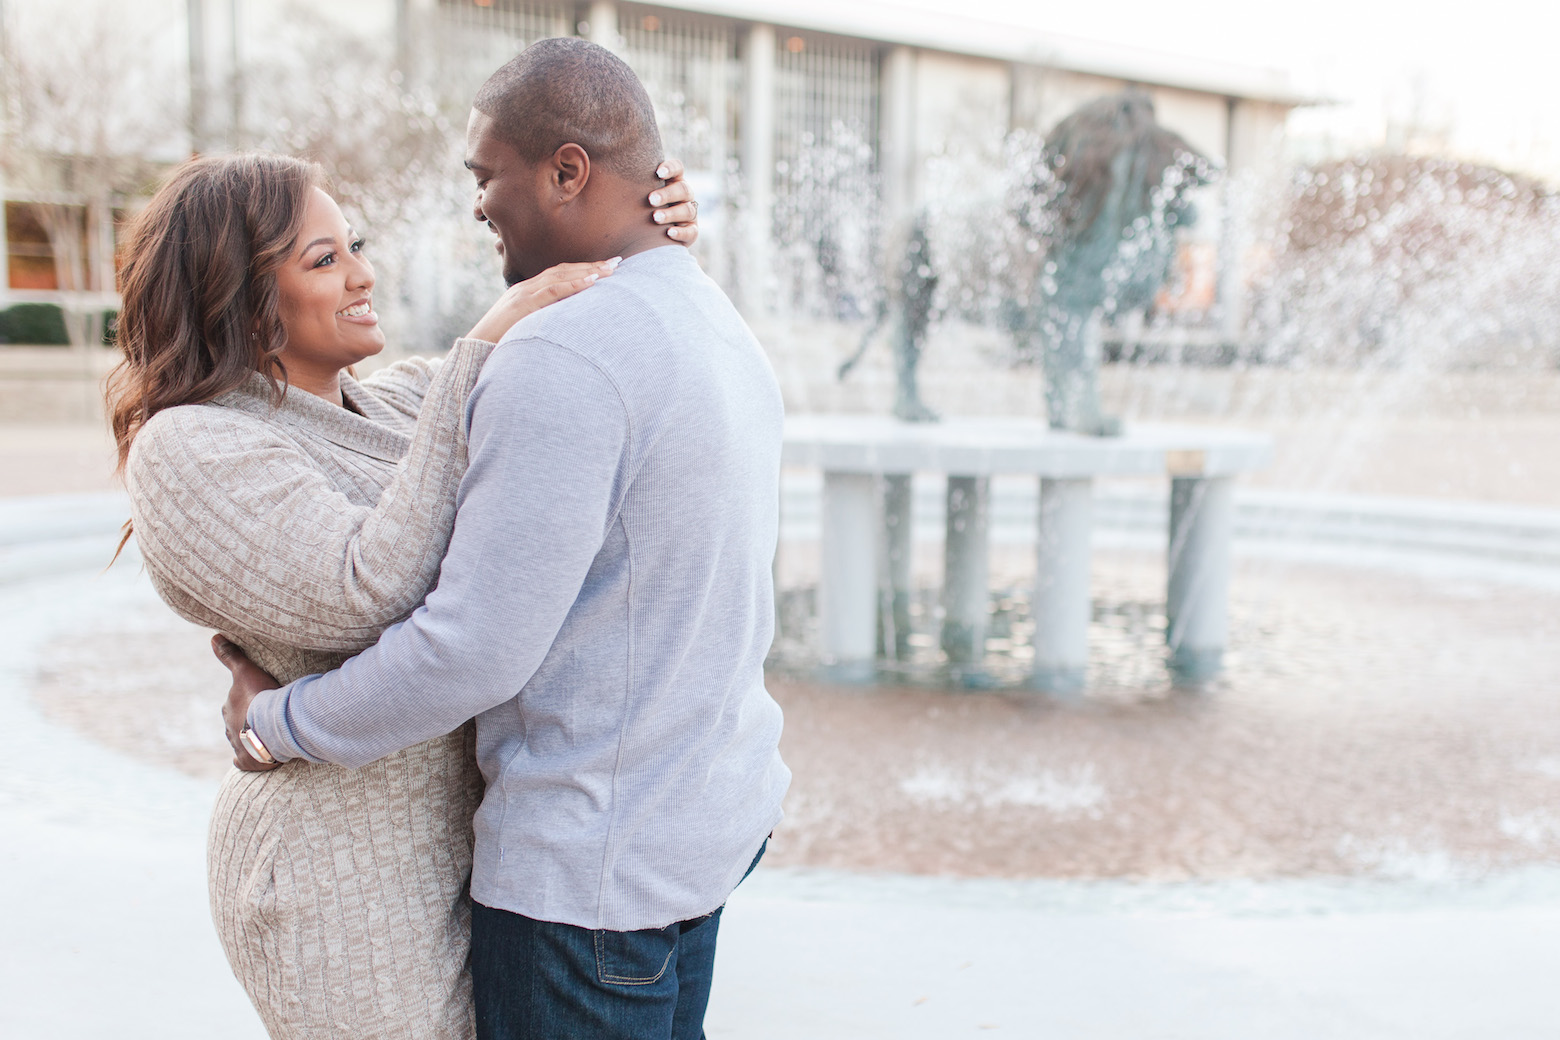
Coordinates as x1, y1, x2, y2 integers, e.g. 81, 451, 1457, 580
0, 303, 71, 345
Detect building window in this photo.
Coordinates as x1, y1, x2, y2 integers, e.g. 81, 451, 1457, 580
617, 4, 736, 178
433, 0, 573, 104
5, 201, 90, 293
771, 29, 881, 319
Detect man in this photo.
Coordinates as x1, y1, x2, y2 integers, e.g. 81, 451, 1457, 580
218, 38, 789, 1040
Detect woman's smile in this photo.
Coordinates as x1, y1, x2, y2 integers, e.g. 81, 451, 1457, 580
336, 296, 378, 324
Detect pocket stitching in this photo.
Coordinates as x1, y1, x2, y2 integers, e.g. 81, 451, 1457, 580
593, 929, 675, 986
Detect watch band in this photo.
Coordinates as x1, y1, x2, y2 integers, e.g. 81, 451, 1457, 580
239, 723, 277, 765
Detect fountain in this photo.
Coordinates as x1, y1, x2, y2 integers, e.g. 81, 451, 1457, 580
779, 92, 1268, 692
765, 136, 1560, 696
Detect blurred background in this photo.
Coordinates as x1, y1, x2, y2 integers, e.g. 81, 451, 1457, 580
2, 1, 1559, 1037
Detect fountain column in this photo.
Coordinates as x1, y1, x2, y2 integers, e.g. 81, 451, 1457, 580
881, 474, 914, 660
1167, 475, 1234, 681
942, 475, 990, 673
1032, 477, 1093, 693
820, 472, 878, 681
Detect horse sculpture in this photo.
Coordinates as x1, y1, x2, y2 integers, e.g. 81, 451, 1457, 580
1017, 91, 1212, 435
837, 213, 940, 423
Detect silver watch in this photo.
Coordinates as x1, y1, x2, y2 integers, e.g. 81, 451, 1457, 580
238, 723, 277, 765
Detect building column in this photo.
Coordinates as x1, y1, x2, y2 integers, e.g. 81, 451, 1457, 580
224, 0, 244, 148
587, 1, 618, 51
878, 45, 917, 239
0, 177, 10, 305
186, 0, 212, 153
1218, 99, 1283, 347
738, 22, 775, 318
396, 0, 437, 76
1217, 97, 1243, 345
186, 0, 247, 151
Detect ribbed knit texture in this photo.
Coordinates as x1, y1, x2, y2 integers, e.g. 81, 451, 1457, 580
124, 339, 495, 1039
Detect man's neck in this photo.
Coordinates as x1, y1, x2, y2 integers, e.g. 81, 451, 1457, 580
602, 222, 674, 265
567, 169, 673, 267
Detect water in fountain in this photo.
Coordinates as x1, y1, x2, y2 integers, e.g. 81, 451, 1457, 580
760, 121, 1560, 693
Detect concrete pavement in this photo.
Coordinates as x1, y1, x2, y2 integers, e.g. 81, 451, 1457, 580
5, 532, 1560, 1037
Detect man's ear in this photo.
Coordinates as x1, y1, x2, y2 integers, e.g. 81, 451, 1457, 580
551, 143, 591, 202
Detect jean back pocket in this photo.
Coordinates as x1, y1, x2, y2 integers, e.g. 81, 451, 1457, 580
593, 924, 678, 986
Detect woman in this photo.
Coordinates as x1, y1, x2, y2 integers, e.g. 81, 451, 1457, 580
110, 152, 698, 1038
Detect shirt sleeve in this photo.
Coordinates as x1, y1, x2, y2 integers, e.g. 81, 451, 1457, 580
247, 338, 631, 767
127, 337, 494, 653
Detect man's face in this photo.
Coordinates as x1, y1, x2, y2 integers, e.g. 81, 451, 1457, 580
465, 109, 549, 285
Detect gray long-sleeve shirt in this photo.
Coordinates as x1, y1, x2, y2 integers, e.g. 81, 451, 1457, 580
247, 245, 790, 931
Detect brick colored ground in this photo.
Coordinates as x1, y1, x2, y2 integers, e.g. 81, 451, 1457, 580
31, 550, 1560, 883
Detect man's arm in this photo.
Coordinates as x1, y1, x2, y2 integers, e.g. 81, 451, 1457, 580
243, 339, 629, 768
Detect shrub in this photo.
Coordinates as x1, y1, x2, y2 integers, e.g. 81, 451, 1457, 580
0, 303, 71, 345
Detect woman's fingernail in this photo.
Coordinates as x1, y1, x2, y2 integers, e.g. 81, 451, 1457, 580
657, 165, 670, 179
585, 273, 598, 284
653, 211, 666, 222
666, 226, 681, 238
648, 192, 663, 206
605, 256, 622, 269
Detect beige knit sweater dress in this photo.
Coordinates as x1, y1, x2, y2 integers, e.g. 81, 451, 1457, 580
124, 338, 496, 1039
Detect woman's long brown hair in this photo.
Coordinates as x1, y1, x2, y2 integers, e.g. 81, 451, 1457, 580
105, 153, 324, 557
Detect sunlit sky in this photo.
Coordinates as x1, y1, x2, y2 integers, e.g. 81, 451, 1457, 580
906, 0, 1560, 182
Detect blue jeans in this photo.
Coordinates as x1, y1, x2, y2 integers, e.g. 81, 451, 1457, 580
471, 841, 766, 1040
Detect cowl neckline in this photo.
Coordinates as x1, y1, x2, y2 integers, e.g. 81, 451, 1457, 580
214, 370, 411, 463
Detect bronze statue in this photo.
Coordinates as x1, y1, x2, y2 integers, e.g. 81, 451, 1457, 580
837, 213, 940, 423
1016, 92, 1212, 435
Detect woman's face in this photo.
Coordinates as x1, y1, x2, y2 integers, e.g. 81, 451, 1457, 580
275, 188, 385, 381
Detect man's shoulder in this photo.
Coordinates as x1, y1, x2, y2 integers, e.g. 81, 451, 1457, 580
486, 248, 758, 399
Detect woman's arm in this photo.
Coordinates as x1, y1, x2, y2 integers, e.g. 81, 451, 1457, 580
124, 258, 623, 653
126, 336, 495, 654
358, 354, 445, 421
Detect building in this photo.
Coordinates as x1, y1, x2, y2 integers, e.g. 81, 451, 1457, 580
1, 0, 1308, 344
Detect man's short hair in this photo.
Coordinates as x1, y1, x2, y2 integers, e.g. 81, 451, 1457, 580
474, 37, 664, 179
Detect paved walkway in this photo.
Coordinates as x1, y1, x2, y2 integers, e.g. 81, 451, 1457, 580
0, 424, 120, 498
712, 869, 1560, 1038
0, 565, 262, 1039
5, 509, 1560, 1037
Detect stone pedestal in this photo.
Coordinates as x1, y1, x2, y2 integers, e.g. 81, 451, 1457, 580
1168, 475, 1235, 681
941, 475, 991, 673
784, 416, 1270, 691
819, 471, 878, 681
1032, 477, 1093, 694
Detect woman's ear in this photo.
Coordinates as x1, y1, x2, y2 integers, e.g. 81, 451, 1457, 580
552, 143, 591, 202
